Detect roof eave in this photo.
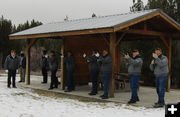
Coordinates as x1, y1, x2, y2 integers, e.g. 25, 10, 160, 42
9, 27, 114, 40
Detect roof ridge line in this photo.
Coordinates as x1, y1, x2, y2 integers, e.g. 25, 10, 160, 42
47, 9, 159, 25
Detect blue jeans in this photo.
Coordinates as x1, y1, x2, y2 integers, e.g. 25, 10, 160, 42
156, 76, 168, 104
91, 71, 99, 93
67, 70, 75, 90
102, 72, 112, 97
130, 75, 140, 101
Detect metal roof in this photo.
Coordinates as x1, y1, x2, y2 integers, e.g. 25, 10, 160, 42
10, 9, 180, 37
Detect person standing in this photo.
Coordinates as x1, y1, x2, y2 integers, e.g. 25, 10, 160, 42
48, 51, 58, 90
150, 48, 169, 108
64, 51, 76, 92
4, 50, 19, 88
83, 50, 100, 95
40, 50, 49, 84
18, 51, 26, 83
98, 50, 112, 99
124, 49, 143, 104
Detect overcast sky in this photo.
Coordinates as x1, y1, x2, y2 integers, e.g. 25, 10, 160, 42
0, 0, 148, 25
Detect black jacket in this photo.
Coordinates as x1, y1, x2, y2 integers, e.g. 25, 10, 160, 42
40, 56, 49, 69
4, 55, 19, 70
64, 56, 76, 71
48, 56, 58, 71
19, 56, 26, 69
85, 55, 99, 72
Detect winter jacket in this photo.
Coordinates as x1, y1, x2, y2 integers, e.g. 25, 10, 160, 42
85, 55, 99, 72
19, 56, 26, 69
98, 55, 112, 73
150, 54, 169, 77
127, 55, 143, 76
48, 56, 58, 71
4, 55, 19, 70
40, 56, 49, 68
64, 56, 76, 71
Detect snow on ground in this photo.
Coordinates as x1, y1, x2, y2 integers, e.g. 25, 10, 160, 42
0, 76, 164, 117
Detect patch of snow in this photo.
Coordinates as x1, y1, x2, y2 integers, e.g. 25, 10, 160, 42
0, 76, 164, 117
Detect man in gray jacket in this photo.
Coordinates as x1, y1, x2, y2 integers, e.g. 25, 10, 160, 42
4, 50, 19, 88
83, 50, 100, 95
124, 49, 143, 104
150, 48, 169, 108
98, 50, 112, 99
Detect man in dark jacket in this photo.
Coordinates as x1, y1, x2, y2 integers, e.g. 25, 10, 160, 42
124, 49, 143, 104
18, 51, 26, 83
98, 50, 112, 99
40, 50, 49, 84
48, 51, 58, 90
83, 50, 100, 95
4, 50, 19, 88
64, 51, 76, 92
150, 48, 169, 108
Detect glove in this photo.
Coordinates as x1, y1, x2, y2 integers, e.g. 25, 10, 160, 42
5, 70, 8, 73
83, 53, 86, 58
61, 55, 64, 58
95, 52, 100, 57
45, 55, 48, 58
87, 60, 90, 62
16, 70, 18, 73
124, 54, 130, 59
151, 60, 155, 64
152, 53, 158, 59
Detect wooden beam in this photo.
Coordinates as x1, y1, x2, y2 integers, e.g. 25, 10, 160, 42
114, 12, 160, 32
167, 37, 172, 92
120, 29, 165, 36
173, 33, 180, 37
116, 33, 126, 46
101, 34, 110, 46
60, 39, 65, 90
160, 35, 169, 49
28, 39, 37, 49
9, 28, 114, 40
159, 13, 180, 31
109, 32, 117, 98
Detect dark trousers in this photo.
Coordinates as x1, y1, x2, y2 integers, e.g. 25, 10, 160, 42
42, 68, 48, 83
156, 76, 168, 104
90, 70, 99, 93
130, 75, 140, 101
8, 70, 16, 87
67, 70, 75, 91
102, 72, 111, 97
50, 69, 58, 88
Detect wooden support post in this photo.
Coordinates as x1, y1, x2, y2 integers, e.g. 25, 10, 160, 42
25, 39, 37, 85
60, 39, 65, 90
160, 35, 169, 49
25, 40, 31, 85
167, 37, 172, 92
109, 32, 117, 97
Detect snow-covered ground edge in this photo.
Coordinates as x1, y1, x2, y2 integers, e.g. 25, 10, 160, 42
0, 75, 164, 117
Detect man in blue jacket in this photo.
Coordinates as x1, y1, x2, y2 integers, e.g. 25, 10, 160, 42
124, 49, 143, 104
150, 48, 169, 108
